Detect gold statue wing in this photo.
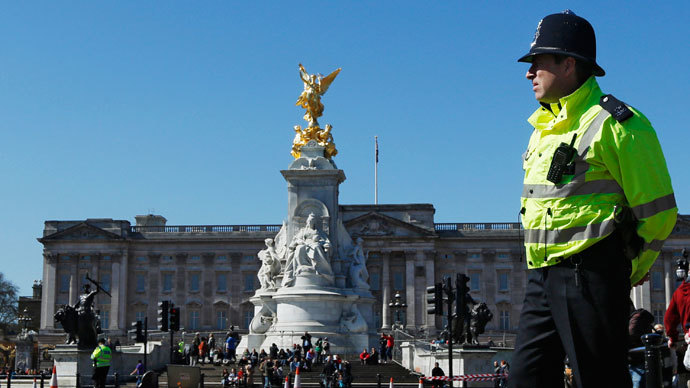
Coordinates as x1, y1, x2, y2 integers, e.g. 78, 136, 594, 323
318, 67, 341, 95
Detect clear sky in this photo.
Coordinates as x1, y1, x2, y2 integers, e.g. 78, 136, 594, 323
1, 1, 688, 296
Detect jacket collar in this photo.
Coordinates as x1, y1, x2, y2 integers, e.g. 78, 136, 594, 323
527, 76, 603, 132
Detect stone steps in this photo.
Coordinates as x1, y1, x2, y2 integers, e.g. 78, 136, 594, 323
156, 361, 423, 387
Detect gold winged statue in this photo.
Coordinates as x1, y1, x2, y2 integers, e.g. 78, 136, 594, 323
292, 64, 341, 159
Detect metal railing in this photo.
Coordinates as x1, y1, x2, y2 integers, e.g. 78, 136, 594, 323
131, 225, 282, 233
132, 222, 522, 234
434, 223, 522, 231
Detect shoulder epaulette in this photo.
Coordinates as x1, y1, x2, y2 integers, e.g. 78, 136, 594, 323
599, 94, 633, 123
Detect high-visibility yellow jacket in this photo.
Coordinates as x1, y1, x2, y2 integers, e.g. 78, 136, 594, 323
90, 344, 112, 367
521, 76, 677, 285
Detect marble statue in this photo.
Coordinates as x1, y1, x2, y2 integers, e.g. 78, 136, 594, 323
348, 237, 370, 289
257, 238, 281, 289
282, 213, 335, 287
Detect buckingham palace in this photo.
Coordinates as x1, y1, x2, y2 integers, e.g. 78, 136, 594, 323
37, 207, 690, 345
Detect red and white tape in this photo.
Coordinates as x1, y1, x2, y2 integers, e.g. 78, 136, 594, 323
423, 373, 508, 382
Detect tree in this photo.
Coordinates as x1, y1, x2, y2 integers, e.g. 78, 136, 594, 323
0, 272, 18, 336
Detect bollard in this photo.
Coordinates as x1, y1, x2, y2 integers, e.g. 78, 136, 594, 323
40, 373, 45, 388
200, 373, 205, 388
642, 333, 663, 388
114, 372, 119, 388
377, 373, 381, 388
7, 372, 11, 388
76, 372, 80, 388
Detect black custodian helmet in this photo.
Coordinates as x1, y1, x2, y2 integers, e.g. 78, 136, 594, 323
518, 10, 605, 76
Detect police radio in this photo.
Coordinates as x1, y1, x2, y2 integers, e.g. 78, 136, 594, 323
546, 134, 578, 184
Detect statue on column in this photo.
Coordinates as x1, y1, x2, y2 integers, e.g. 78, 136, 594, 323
282, 213, 335, 287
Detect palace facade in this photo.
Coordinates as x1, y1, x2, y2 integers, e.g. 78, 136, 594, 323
38, 207, 690, 345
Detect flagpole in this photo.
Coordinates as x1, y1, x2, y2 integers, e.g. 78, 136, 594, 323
375, 136, 379, 205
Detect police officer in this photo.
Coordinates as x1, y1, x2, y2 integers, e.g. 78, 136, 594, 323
509, 10, 677, 388
91, 338, 112, 388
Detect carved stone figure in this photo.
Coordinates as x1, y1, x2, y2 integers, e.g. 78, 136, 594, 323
348, 237, 370, 289
339, 304, 367, 333
258, 238, 281, 290
282, 213, 335, 287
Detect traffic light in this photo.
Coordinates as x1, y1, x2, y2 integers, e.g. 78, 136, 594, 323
169, 305, 180, 332
131, 320, 145, 343
456, 273, 471, 317
157, 300, 169, 332
426, 283, 443, 315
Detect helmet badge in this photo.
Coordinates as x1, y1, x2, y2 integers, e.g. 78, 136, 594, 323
531, 19, 543, 48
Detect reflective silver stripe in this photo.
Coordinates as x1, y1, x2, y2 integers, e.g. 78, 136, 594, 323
522, 179, 623, 199
632, 193, 677, 220
643, 239, 666, 253
522, 109, 613, 198
576, 109, 611, 156
523, 218, 617, 244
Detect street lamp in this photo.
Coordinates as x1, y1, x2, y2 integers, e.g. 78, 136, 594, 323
388, 290, 408, 330
18, 308, 32, 332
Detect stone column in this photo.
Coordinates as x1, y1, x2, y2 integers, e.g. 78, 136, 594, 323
41, 253, 58, 330
404, 250, 416, 329
664, 251, 673, 307
381, 250, 391, 330
202, 253, 215, 329
118, 250, 129, 330
91, 255, 100, 306
69, 256, 78, 306
148, 254, 160, 324
175, 253, 188, 308
110, 254, 122, 331
424, 250, 436, 330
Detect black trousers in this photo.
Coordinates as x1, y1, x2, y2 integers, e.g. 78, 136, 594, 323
92, 365, 109, 388
508, 232, 632, 388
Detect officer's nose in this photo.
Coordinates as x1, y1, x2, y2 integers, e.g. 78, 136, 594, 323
526, 64, 536, 80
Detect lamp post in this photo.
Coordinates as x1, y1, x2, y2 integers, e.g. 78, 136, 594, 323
18, 308, 32, 333
388, 291, 408, 330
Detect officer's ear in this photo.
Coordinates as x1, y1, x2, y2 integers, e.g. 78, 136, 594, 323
563, 56, 578, 80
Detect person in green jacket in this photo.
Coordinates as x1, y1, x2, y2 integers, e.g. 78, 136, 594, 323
509, 10, 677, 388
91, 338, 112, 388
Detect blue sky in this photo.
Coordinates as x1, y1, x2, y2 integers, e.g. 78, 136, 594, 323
1, 1, 688, 296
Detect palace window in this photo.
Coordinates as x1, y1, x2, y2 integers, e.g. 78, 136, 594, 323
497, 272, 509, 292
162, 273, 173, 293
393, 272, 404, 291
217, 255, 227, 262
136, 310, 146, 323
189, 310, 200, 330
244, 274, 255, 292
136, 274, 146, 293
60, 274, 70, 293
190, 273, 200, 293
651, 271, 664, 291
244, 310, 254, 329
101, 311, 109, 329
216, 310, 227, 330
217, 273, 228, 292
470, 272, 481, 291
101, 273, 111, 292
190, 256, 200, 262
370, 273, 380, 291
499, 310, 510, 330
